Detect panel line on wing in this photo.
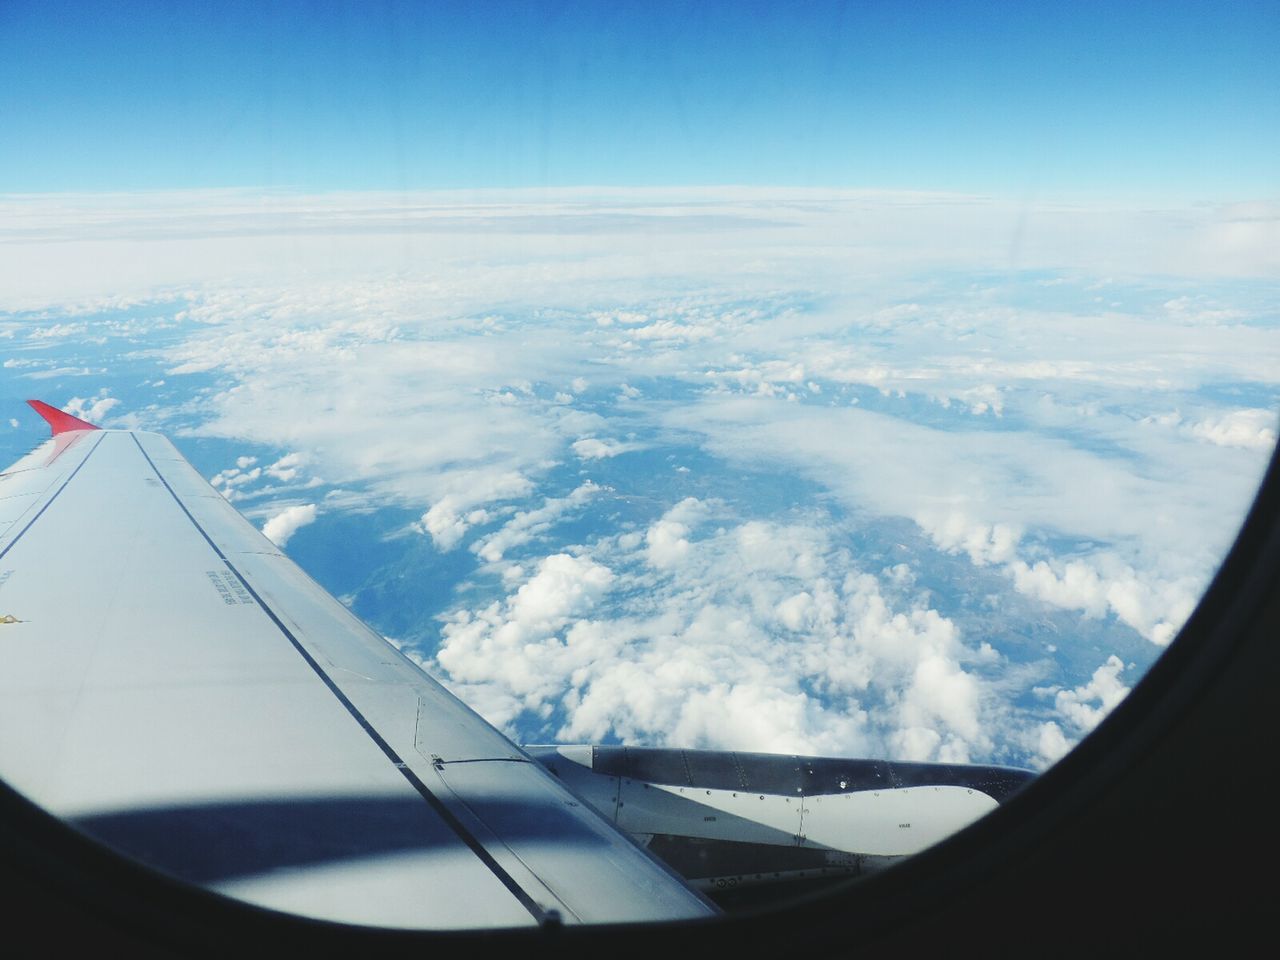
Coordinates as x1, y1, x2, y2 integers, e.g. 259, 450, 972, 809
0, 433, 105, 563
127, 432, 551, 925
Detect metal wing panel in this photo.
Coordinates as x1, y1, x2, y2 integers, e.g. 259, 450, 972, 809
0, 427, 714, 928
134, 432, 288, 557
0, 431, 537, 928
226, 550, 525, 764
0, 431, 99, 543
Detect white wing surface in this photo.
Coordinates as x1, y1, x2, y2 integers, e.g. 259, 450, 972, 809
0, 405, 714, 929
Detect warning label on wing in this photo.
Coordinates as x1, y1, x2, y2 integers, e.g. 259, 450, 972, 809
206, 569, 254, 605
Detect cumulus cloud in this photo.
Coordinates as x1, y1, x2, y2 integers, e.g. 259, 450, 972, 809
1008, 558, 1199, 646
434, 503, 995, 762
422, 500, 491, 552
471, 482, 601, 563
916, 510, 1021, 567
265, 452, 308, 482
435, 553, 616, 715
210, 461, 263, 500
207, 450, 316, 503
1035, 721, 1073, 765
63, 393, 119, 424
418, 473, 534, 551
644, 497, 706, 569
917, 510, 1199, 646
262, 503, 318, 547
1051, 655, 1131, 733
1188, 408, 1277, 450
1032, 656, 1132, 766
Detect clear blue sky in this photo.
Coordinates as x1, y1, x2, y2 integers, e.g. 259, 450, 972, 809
1, 0, 1276, 195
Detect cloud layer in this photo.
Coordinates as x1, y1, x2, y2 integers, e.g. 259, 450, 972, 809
3, 187, 1275, 770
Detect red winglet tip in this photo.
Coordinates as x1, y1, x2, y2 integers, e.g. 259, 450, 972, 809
25, 399, 102, 436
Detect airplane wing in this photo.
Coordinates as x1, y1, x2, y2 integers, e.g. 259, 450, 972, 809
0, 402, 716, 929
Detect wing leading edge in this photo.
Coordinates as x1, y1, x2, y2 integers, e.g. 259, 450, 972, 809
0, 407, 715, 929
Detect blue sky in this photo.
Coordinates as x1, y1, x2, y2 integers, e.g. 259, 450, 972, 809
1, 0, 1275, 195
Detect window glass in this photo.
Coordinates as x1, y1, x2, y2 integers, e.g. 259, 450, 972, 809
0, 0, 1276, 926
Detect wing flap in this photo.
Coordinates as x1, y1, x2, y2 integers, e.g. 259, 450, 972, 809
435, 758, 718, 924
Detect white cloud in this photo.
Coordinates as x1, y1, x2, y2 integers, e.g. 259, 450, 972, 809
1051, 655, 1131, 734
571, 437, 640, 460
471, 482, 601, 563
643, 498, 707, 570
265, 452, 307, 482
209, 462, 264, 500
435, 553, 616, 714
29, 322, 85, 339
25, 367, 99, 380
1035, 721, 1073, 765
434, 509, 995, 762
7, 187, 1276, 771
665, 394, 1268, 647
1009, 559, 1110, 619
2, 189, 1277, 316
419, 472, 534, 551
1009, 557, 1199, 646
1031, 656, 1132, 767
262, 503, 318, 547
1188, 408, 1277, 450
422, 503, 478, 551
63, 393, 119, 424
916, 510, 1021, 566
918, 508, 1200, 647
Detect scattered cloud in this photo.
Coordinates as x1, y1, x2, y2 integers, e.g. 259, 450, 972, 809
3, 187, 1276, 772
262, 503, 319, 547
1033, 655, 1132, 765
419, 473, 535, 551
435, 502, 997, 762
665, 394, 1270, 647
1051, 655, 1131, 733
471, 482, 601, 563
63, 392, 119, 424
571, 437, 641, 460
265, 452, 308, 482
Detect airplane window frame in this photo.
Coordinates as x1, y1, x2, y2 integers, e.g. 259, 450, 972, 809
2, 429, 1277, 954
